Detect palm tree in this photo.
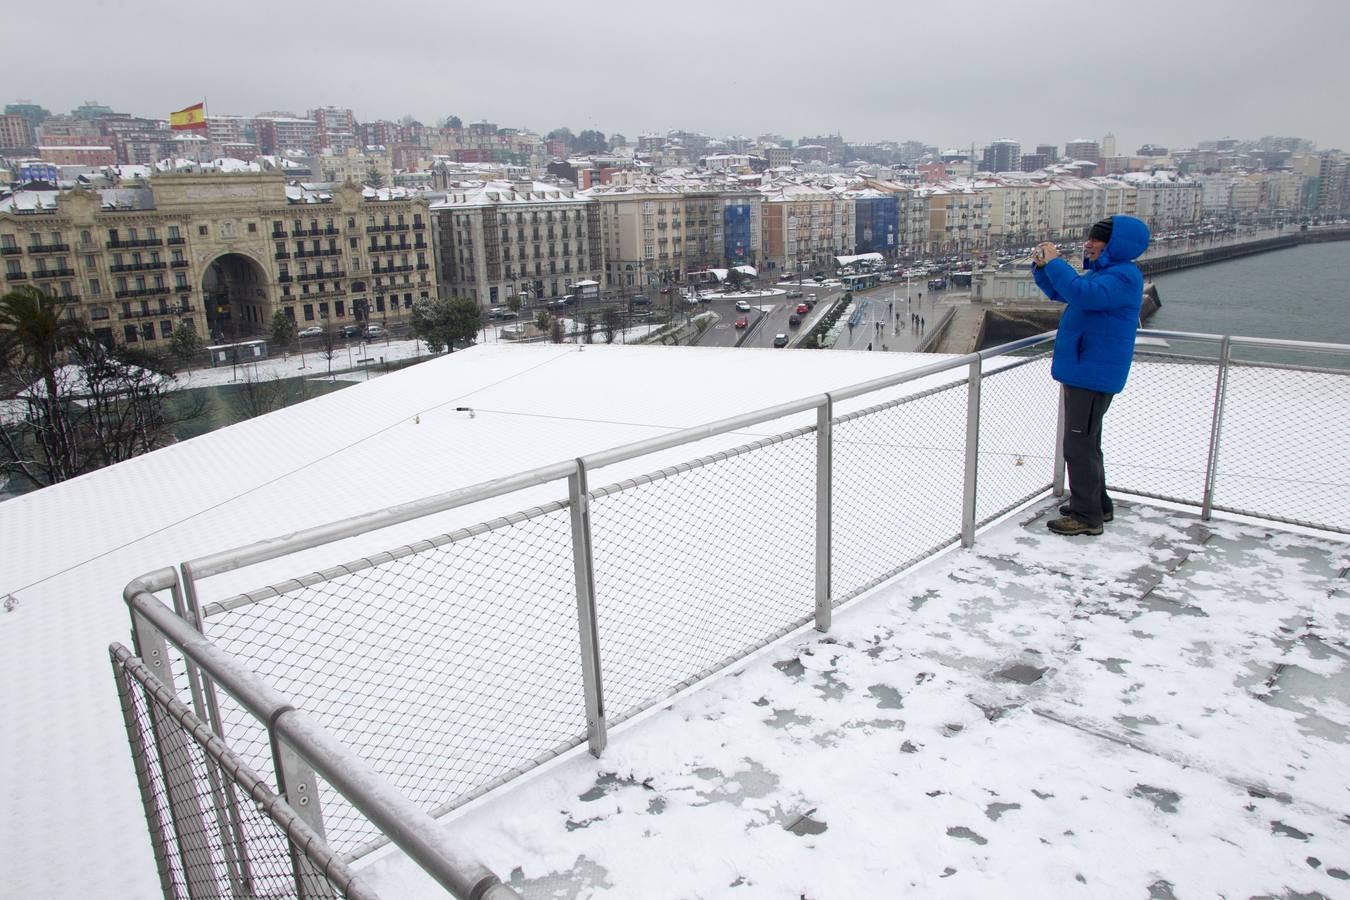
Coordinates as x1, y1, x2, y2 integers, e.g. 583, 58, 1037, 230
0, 285, 89, 485
0, 284, 87, 407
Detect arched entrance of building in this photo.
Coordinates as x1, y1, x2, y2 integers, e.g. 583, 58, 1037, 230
202, 252, 269, 342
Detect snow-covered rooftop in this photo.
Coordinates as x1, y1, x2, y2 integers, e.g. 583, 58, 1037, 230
2, 341, 1346, 898
365, 501, 1350, 898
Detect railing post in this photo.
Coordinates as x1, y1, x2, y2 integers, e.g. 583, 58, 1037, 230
110, 647, 179, 900
179, 563, 254, 899
568, 460, 608, 756
1201, 336, 1232, 521
1053, 384, 1067, 498
130, 610, 219, 899
270, 720, 336, 900
814, 395, 833, 632
961, 357, 982, 548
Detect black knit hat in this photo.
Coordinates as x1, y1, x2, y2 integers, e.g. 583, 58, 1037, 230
1088, 218, 1114, 243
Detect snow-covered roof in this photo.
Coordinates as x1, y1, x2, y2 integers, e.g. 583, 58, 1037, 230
0, 188, 60, 213
431, 180, 580, 208
0, 342, 956, 897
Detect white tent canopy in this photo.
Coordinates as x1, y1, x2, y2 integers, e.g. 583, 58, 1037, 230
834, 252, 884, 268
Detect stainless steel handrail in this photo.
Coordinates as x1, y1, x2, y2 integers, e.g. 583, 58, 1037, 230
124, 578, 518, 900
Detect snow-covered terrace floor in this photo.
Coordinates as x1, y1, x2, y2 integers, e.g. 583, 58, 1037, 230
366, 498, 1350, 899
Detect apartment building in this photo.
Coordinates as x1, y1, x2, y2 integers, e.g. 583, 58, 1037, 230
0, 114, 36, 151
588, 184, 753, 291
433, 180, 602, 307
1110, 171, 1202, 232
1044, 175, 1136, 238
255, 116, 319, 154
759, 183, 854, 272
913, 184, 990, 254
981, 178, 1051, 246
1064, 139, 1101, 168
0, 172, 433, 349
318, 147, 394, 187
311, 107, 357, 153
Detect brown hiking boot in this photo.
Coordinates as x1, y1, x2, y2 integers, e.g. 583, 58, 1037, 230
1047, 515, 1103, 536
1060, 504, 1113, 523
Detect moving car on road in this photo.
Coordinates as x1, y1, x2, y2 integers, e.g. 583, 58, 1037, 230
795, 303, 810, 314
298, 325, 323, 338
773, 333, 789, 348
364, 324, 387, 339
735, 300, 752, 312
734, 316, 748, 329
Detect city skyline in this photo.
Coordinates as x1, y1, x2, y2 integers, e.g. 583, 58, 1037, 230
14, 0, 1348, 156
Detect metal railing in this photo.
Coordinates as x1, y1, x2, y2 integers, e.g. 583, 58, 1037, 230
114, 328, 1350, 898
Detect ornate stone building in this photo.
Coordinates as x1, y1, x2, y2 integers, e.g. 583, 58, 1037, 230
0, 172, 434, 348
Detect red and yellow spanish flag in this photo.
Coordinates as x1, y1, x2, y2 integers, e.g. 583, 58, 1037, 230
169, 102, 207, 131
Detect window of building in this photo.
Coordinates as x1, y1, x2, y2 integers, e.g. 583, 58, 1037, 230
335, 301, 345, 317
89, 278, 101, 296
175, 273, 187, 288
197, 225, 208, 236
80, 230, 92, 247
375, 296, 385, 312
128, 227, 139, 241
90, 306, 109, 320
123, 325, 138, 343
221, 222, 235, 239
141, 323, 154, 341
160, 320, 173, 338
303, 304, 314, 321
318, 302, 329, 317
168, 225, 180, 240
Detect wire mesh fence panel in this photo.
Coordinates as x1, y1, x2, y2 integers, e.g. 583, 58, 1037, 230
1213, 355, 1350, 533
112, 644, 373, 900
199, 507, 585, 857
1101, 350, 1220, 506
975, 355, 1058, 525
589, 431, 818, 722
831, 382, 968, 603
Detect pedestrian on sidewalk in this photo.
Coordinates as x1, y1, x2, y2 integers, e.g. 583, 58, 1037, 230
1032, 215, 1152, 537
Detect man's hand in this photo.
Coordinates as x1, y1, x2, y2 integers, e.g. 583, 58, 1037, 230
1035, 242, 1060, 266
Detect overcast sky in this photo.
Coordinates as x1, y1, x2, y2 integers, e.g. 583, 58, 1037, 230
17, 0, 1349, 154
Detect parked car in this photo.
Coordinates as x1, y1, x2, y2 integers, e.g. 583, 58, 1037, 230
632, 295, 650, 306
788, 313, 802, 328
488, 306, 517, 320
659, 287, 673, 294
773, 333, 789, 348
339, 323, 363, 339
785, 289, 804, 299
364, 324, 387, 339
298, 325, 323, 338
795, 303, 810, 315
735, 300, 751, 312
735, 316, 748, 329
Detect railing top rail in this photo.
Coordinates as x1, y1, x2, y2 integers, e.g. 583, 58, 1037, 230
173, 327, 1347, 587
122, 579, 516, 900
1139, 329, 1350, 354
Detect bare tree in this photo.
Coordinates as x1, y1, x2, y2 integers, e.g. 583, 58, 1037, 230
233, 367, 288, 419
602, 308, 622, 344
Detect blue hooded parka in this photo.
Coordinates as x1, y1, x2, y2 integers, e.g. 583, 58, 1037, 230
1031, 214, 1151, 394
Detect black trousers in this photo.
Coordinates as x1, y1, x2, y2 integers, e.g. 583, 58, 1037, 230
1063, 386, 1114, 526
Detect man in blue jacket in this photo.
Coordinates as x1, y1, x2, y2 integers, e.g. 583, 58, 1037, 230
1032, 215, 1151, 536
